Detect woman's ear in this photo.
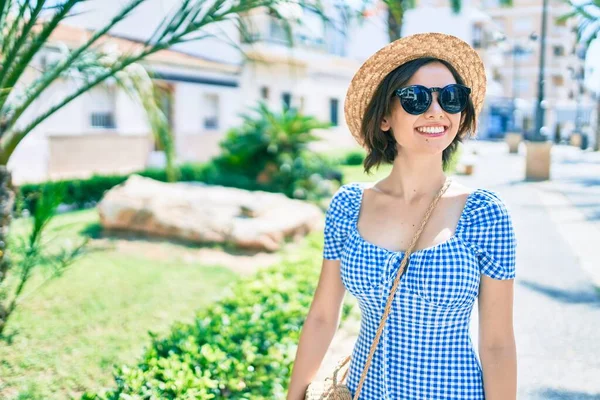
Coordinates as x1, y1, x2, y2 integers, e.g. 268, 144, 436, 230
380, 116, 391, 132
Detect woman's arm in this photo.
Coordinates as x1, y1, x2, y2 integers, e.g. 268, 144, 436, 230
286, 258, 347, 400
478, 274, 517, 400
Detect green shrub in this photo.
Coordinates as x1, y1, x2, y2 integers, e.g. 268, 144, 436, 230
444, 142, 463, 174
342, 150, 366, 166
82, 236, 351, 399
211, 103, 341, 201
16, 164, 207, 215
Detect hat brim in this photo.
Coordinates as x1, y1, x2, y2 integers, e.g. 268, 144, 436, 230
344, 33, 487, 148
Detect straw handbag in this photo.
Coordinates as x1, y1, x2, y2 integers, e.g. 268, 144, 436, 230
305, 179, 452, 400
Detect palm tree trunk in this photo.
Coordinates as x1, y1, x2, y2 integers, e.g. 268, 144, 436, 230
0, 165, 14, 334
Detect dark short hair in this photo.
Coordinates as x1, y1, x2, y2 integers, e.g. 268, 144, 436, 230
360, 57, 477, 174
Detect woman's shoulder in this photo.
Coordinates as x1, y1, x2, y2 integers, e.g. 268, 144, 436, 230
457, 186, 517, 278
459, 185, 514, 231
329, 182, 364, 204
326, 182, 365, 217
465, 187, 511, 215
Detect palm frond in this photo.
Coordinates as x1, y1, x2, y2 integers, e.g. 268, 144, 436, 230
1, 0, 30, 55
0, 0, 81, 106
0, 0, 45, 90
558, 0, 600, 48
113, 64, 179, 182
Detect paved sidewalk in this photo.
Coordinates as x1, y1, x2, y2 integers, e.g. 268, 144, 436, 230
316, 141, 600, 399
463, 140, 600, 399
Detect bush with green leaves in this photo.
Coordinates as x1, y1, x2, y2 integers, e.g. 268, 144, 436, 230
211, 103, 341, 201
342, 150, 366, 166
17, 164, 208, 215
82, 236, 351, 399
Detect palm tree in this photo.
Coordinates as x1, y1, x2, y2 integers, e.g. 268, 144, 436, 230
559, 0, 600, 150
0, 0, 303, 335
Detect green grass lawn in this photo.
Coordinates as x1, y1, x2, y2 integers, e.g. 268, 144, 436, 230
340, 164, 393, 185
0, 209, 238, 400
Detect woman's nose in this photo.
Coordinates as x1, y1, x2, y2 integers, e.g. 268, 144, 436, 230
424, 93, 444, 117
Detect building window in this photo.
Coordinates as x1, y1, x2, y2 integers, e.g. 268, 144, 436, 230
282, 92, 292, 110
472, 24, 483, 49
203, 93, 219, 130
330, 98, 339, 126
515, 49, 533, 62
88, 86, 116, 129
492, 68, 502, 81
261, 86, 270, 100
91, 112, 115, 129
552, 75, 564, 86
553, 45, 565, 56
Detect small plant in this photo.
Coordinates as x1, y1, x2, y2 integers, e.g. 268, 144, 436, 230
0, 185, 88, 336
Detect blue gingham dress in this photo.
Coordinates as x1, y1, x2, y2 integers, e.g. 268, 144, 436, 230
323, 182, 516, 400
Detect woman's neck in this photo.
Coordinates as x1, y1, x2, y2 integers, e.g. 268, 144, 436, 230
376, 154, 447, 204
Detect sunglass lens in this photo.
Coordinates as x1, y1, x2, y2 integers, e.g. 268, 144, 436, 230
440, 85, 469, 114
399, 85, 431, 115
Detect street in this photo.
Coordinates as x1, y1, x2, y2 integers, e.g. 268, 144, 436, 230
463, 140, 600, 399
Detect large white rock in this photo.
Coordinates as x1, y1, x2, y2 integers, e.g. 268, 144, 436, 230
97, 175, 324, 252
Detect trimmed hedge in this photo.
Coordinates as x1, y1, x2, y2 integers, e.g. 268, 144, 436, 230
17, 164, 208, 214
17, 157, 343, 215
342, 150, 366, 166
82, 235, 351, 399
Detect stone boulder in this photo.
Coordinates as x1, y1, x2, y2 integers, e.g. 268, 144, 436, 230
97, 175, 324, 252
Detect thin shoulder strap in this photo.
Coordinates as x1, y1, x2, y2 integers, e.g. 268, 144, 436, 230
352, 178, 452, 400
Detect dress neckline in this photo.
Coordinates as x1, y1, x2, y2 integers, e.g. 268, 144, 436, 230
352, 182, 479, 255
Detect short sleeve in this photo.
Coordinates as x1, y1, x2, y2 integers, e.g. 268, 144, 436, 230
461, 190, 517, 280
323, 183, 361, 260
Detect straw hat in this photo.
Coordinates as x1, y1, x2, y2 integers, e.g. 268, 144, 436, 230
344, 32, 487, 148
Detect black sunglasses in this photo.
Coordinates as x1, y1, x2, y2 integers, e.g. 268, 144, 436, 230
394, 84, 471, 115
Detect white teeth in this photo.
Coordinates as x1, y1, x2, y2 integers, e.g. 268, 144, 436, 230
417, 126, 445, 134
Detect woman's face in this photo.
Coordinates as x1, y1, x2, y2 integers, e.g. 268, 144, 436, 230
380, 62, 462, 157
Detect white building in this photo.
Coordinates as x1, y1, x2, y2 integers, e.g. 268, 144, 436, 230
9, 0, 389, 184
478, 0, 595, 141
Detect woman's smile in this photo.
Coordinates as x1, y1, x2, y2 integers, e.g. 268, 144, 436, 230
415, 124, 449, 138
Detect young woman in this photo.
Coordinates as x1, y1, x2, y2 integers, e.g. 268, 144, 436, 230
287, 33, 517, 400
